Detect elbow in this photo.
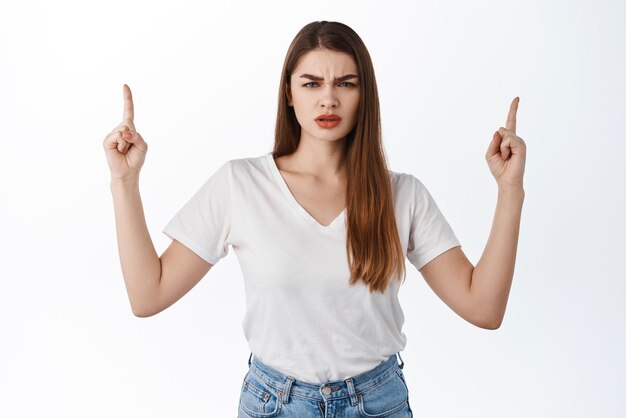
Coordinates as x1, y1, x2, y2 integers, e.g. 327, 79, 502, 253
475, 315, 503, 330
131, 303, 156, 318
466, 307, 503, 329
480, 321, 501, 330
133, 310, 153, 318
129, 291, 161, 318
467, 294, 505, 330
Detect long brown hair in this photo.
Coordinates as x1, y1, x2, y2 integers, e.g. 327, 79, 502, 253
273, 21, 406, 293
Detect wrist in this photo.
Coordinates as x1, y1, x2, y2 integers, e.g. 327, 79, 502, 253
110, 176, 139, 188
497, 183, 525, 197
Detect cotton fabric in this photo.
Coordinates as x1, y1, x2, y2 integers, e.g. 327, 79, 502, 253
162, 152, 461, 383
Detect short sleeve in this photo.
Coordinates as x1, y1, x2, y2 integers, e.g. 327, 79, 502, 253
162, 161, 232, 265
406, 176, 461, 271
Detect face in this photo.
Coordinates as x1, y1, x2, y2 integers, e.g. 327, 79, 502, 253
287, 49, 360, 145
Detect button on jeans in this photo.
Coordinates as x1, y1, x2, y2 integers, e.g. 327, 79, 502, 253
237, 352, 413, 418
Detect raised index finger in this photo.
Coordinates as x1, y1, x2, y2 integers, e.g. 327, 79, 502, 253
123, 84, 134, 123
505, 96, 519, 133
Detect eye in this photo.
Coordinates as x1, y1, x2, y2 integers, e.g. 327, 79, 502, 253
303, 81, 357, 88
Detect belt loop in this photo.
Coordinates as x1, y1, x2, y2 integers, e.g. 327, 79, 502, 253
248, 352, 253, 368
345, 378, 358, 406
396, 352, 405, 369
281, 376, 294, 404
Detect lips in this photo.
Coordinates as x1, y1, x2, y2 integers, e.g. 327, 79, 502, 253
316, 114, 341, 121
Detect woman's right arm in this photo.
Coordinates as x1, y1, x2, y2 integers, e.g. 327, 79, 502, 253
105, 85, 212, 317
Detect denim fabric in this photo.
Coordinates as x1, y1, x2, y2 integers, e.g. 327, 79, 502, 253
237, 352, 413, 418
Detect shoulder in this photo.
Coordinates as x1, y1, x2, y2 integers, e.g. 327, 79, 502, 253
219, 153, 270, 177
386, 169, 441, 219
210, 153, 277, 193
387, 168, 423, 194
221, 154, 258, 170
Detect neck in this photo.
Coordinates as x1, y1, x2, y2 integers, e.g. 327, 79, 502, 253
288, 136, 347, 181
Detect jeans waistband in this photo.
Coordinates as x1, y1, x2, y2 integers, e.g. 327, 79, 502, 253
245, 352, 405, 404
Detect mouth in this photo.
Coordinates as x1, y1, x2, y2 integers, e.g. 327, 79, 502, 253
316, 114, 342, 122
315, 117, 341, 129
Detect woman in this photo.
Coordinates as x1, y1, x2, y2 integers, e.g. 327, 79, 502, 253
103, 20, 526, 418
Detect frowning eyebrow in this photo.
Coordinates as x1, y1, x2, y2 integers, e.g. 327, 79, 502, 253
299, 73, 359, 82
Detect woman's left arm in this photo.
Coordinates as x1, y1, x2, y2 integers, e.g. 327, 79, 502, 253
419, 97, 526, 329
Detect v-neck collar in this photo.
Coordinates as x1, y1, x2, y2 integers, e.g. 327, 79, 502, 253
265, 152, 346, 232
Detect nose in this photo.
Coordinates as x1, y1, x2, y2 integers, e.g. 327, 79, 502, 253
320, 85, 338, 109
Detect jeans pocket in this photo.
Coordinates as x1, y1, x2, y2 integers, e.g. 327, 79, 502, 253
395, 368, 414, 417
395, 368, 410, 392
238, 370, 282, 418
357, 369, 409, 417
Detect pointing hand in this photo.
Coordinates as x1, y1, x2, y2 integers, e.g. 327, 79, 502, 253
103, 84, 149, 183
485, 97, 527, 188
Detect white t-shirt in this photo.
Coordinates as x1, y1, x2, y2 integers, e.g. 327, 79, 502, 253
162, 152, 461, 384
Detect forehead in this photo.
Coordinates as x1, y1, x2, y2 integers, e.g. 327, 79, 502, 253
293, 49, 358, 74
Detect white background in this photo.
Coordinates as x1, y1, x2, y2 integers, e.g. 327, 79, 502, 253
1, 0, 625, 417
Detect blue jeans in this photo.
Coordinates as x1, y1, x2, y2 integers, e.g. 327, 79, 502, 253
238, 352, 413, 417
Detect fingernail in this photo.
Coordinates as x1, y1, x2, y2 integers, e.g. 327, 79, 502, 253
123, 132, 132, 139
